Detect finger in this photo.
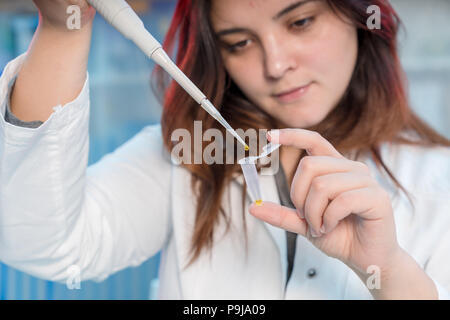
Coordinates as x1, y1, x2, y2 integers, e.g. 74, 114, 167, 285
303, 172, 376, 236
267, 128, 344, 158
321, 186, 390, 234
248, 201, 307, 237
289, 156, 372, 217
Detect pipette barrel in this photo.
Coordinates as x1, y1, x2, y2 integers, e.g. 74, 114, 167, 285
87, 0, 249, 150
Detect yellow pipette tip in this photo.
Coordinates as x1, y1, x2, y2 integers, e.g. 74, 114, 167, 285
245, 145, 249, 151
255, 199, 263, 206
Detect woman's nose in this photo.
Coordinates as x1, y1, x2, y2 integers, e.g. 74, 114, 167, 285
262, 35, 298, 79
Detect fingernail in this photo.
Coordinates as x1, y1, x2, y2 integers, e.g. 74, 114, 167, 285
320, 225, 326, 234
310, 227, 319, 238
267, 130, 279, 143
297, 208, 304, 219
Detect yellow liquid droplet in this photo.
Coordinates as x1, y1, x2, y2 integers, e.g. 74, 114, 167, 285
245, 145, 249, 151
255, 199, 262, 206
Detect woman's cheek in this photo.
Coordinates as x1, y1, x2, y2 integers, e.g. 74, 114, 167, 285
307, 30, 357, 104
228, 62, 265, 100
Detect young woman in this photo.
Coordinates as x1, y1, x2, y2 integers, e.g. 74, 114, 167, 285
1, 0, 449, 299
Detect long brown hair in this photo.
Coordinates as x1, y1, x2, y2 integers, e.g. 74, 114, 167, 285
151, 0, 450, 268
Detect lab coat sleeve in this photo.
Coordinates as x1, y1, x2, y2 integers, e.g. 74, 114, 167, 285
0, 52, 172, 284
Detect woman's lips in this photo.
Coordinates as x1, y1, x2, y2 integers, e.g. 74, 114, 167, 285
273, 83, 311, 103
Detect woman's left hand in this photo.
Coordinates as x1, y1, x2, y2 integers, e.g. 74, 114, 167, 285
249, 128, 402, 276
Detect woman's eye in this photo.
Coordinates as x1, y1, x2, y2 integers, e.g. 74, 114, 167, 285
291, 17, 314, 29
227, 39, 251, 52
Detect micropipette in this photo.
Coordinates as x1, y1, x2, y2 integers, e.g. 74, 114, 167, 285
86, 0, 249, 151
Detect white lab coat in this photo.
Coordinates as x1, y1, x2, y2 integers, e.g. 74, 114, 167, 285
1, 53, 450, 300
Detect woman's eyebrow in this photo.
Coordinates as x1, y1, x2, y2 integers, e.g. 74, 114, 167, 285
215, 0, 313, 37
273, 0, 314, 21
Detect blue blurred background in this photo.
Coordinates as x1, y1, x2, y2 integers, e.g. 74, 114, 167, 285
0, 0, 449, 300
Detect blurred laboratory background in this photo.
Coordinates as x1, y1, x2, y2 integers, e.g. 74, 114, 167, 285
0, 0, 449, 299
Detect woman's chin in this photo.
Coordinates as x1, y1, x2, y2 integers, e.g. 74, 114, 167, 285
275, 112, 326, 129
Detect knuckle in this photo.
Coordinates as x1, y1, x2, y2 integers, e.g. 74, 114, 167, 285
299, 156, 314, 172
336, 192, 353, 208
311, 176, 327, 193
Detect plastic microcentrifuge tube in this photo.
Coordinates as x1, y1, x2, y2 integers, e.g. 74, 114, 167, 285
238, 142, 281, 205
239, 159, 262, 204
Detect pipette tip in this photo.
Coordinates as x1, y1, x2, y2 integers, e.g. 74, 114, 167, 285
200, 99, 250, 151
229, 129, 249, 151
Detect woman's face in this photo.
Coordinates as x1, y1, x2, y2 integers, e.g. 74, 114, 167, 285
210, 0, 358, 129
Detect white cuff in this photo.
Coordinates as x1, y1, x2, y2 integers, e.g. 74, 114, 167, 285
0, 51, 90, 144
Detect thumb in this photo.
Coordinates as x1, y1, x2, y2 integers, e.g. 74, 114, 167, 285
249, 201, 307, 237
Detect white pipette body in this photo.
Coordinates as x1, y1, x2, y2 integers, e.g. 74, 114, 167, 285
86, 0, 248, 149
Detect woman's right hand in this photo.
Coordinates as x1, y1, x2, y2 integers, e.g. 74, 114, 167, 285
33, 0, 96, 32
